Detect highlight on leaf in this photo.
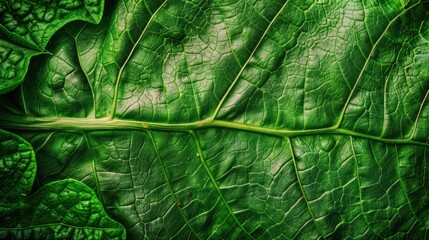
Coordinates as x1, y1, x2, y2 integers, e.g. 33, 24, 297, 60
0, 0, 428, 239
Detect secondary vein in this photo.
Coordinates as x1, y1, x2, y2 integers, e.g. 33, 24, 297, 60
110, 0, 168, 118
190, 130, 255, 239
335, 2, 423, 128
210, 0, 290, 120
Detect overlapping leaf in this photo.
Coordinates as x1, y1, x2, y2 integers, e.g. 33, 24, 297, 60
0, 0, 104, 94
0, 129, 126, 239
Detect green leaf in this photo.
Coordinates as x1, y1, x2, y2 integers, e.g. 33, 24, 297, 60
1, 0, 429, 239
0, 129, 36, 210
0, 41, 40, 95
0, 129, 126, 239
0, 0, 104, 50
0, 0, 104, 94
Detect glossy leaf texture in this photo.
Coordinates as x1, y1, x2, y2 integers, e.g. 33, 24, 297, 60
0, 0, 429, 239
0, 0, 104, 94
0, 129, 126, 239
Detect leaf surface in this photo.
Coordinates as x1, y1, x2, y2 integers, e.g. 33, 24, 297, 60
0, 0, 429, 239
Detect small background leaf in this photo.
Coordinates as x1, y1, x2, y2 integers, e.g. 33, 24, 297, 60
0, 129, 35, 211
0, 130, 126, 240
0, 42, 40, 95
0, 0, 104, 94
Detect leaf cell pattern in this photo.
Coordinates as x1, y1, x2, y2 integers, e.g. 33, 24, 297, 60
0, 0, 428, 239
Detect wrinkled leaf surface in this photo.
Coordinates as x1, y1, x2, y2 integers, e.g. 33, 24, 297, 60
0, 0, 429, 239
0, 129, 126, 239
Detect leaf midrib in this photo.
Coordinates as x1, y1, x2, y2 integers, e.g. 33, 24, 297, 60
0, 116, 427, 147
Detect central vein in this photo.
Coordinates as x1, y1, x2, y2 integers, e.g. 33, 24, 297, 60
0, 117, 427, 147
